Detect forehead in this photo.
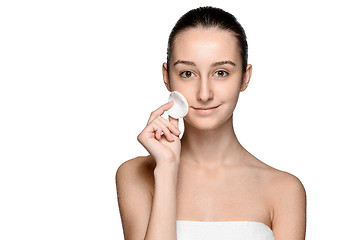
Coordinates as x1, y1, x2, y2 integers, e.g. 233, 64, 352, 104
171, 28, 241, 65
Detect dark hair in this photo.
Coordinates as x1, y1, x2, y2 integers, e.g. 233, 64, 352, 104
166, 6, 248, 73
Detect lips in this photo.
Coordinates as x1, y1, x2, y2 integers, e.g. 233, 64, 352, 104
193, 105, 219, 110
192, 105, 220, 115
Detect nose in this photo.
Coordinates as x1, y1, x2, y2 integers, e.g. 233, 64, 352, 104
197, 77, 214, 102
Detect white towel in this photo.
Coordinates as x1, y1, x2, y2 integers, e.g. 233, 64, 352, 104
176, 220, 275, 240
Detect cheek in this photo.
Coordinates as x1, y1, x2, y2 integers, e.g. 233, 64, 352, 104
168, 72, 183, 90
168, 74, 195, 99
215, 80, 241, 102
175, 87, 194, 107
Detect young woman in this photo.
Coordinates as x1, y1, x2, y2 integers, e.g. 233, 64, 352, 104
116, 6, 306, 240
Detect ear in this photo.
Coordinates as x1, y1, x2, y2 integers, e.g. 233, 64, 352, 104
240, 64, 252, 92
162, 62, 172, 92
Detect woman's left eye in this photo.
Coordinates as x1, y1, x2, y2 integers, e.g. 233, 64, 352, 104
214, 70, 228, 78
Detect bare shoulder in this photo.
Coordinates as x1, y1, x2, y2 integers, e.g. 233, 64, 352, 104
116, 155, 156, 184
116, 155, 157, 200
264, 167, 307, 238
267, 168, 306, 199
250, 157, 306, 196
115, 155, 156, 240
259, 162, 306, 204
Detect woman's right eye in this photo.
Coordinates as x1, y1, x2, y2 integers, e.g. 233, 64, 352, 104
180, 71, 195, 78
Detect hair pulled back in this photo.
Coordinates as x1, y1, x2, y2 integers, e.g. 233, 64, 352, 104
166, 6, 248, 73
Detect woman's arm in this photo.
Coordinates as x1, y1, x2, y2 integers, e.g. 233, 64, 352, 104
144, 162, 179, 240
116, 158, 153, 240
116, 101, 181, 239
116, 157, 179, 240
271, 173, 307, 240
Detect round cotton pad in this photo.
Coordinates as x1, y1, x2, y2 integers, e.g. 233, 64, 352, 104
166, 91, 189, 119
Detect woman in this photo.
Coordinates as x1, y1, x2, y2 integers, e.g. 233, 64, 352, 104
116, 6, 306, 240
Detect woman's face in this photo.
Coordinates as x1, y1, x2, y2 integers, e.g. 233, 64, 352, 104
163, 27, 252, 130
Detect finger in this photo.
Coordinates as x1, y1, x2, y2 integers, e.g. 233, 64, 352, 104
149, 120, 174, 142
149, 122, 162, 141
157, 116, 181, 136
168, 115, 179, 129
152, 117, 176, 141
147, 101, 175, 125
156, 128, 162, 140
161, 126, 175, 142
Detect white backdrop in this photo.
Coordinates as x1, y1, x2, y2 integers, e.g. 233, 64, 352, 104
1, 0, 359, 239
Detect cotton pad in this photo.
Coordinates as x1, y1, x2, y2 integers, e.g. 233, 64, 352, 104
166, 91, 189, 119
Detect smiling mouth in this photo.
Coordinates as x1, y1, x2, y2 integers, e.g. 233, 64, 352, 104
192, 105, 220, 110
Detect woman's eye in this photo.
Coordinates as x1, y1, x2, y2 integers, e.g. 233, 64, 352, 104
180, 71, 195, 78
214, 70, 228, 78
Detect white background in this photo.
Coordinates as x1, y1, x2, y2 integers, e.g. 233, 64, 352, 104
1, 0, 359, 239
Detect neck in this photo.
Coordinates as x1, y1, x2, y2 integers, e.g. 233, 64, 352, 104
180, 115, 245, 167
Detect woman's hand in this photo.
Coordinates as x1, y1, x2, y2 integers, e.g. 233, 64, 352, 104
137, 101, 181, 166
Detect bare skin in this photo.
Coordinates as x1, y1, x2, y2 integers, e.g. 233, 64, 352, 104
116, 27, 306, 240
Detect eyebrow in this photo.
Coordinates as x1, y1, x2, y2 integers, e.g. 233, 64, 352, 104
173, 60, 196, 66
211, 61, 236, 67
173, 60, 236, 67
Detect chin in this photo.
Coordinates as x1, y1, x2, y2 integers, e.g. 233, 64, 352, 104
184, 111, 233, 131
